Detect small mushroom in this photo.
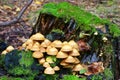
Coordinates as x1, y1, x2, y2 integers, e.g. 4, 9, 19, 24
26, 44, 33, 50
51, 40, 63, 48
30, 33, 45, 41
74, 57, 80, 64
61, 44, 72, 52
39, 46, 46, 53
44, 39, 51, 45
38, 58, 46, 64
65, 56, 76, 63
69, 40, 79, 50
56, 51, 68, 58
40, 42, 48, 48
30, 42, 40, 51
44, 67, 55, 74
60, 60, 69, 66
25, 39, 34, 45
6, 46, 14, 52
43, 62, 50, 68
72, 64, 84, 71
63, 41, 68, 45
53, 66, 60, 71
1, 50, 8, 55
47, 47, 58, 55
32, 51, 43, 58
69, 49, 80, 57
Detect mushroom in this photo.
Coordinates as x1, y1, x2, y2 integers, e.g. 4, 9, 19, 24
25, 39, 34, 45
30, 42, 40, 51
53, 66, 60, 71
47, 47, 58, 55
69, 40, 79, 50
63, 41, 68, 45
74, 57, 80, 64
32, 51, 43, 58
69, 49, 80, 57
1, 50, 8, 55
61, 44, 72, 52
51, 40, 63, 48
72, 64, 84, 71
56, 51, 68, 58
30, 33, 45, 41
39, 46, 46, 53
44, 67, 55, 74
43, 62, 50, 68
26, 44, 33, 50
65, 56, 76, 63
41, 39, 51, 48
6, 46, 14, 52
60, 60, 69, 66
38, 58, 46, 64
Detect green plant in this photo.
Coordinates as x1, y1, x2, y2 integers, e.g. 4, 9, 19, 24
3, 50, 44, 79
62, 75, 86, 80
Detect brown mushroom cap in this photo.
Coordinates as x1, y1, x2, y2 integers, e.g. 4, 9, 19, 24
63, 41, 68, 45
26, 44, 33, 50
56, 51, 68, 58
47, 47, 58, 55
39, 46, 46, 53
44, 67, 55, 74
72, 64, 84, 71
69, 49, 80, 57
74, 57, 80, 64
69, 40, 79, 50
53, 66, 60, 71
25, 39, 34, 45
60, 60, 69, 66
32, 51, 44, 58
30, 33, 45, 41
30, 42, 40, 51
22, 43, 27, 48
6, 46, 14, 52
51, 40, 63, 48
38, 58, 46, 64
65, 56, 76, 63
1, 50, 8, 55
41, 39, 51, 48
44, 39, 51, 45
43, 62, 50, 68
61, 44, 72, 52
40, 42, 47, 48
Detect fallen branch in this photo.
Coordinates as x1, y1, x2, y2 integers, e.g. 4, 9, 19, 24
0, 0, 33, 27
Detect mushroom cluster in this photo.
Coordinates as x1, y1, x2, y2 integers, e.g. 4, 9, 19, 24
21, 33, 84, 74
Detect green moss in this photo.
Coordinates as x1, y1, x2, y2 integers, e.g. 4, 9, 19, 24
104, 68, 113, 80
0, 76, 25, 80
37, 2, 120, 37
62, 75, 86, 80
0, 54, 5, 67
44, 74, 59, 80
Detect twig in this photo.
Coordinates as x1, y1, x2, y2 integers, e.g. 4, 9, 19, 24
0, 0, 33, 27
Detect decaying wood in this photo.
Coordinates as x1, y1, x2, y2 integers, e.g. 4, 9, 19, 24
0, 0, 33, 27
